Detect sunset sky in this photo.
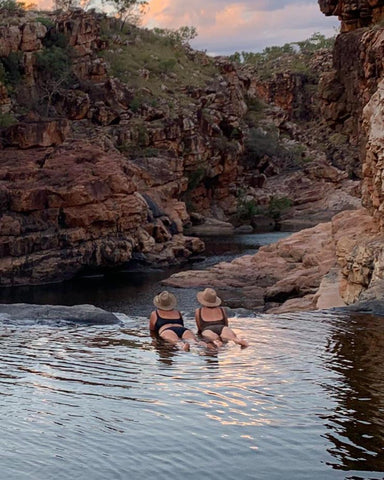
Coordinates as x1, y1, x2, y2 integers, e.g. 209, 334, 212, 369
36, 0, 340, 55
143, 0, 339, 55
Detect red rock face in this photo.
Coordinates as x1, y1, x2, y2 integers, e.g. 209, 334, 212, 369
0, 141, 205, 285
319, 0, 384, 31
0, 11, 245, 284
317, 26, 384, 211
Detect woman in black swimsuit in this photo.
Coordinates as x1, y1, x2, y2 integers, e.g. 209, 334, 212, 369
195, 288, 248, 347
149, 291, 198, 351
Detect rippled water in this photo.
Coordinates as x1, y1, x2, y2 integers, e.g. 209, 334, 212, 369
2, 309, 384, 480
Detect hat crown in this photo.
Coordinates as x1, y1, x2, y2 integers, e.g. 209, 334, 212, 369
159, 291, 172, 307
203, 288, 217, 303
154, 290, 177, 310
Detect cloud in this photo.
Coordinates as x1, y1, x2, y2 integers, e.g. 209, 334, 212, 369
32, 0, 339, 56
144, 0, 339, 55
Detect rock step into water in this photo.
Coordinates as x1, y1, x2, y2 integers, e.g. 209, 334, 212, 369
0, 303, 120, 324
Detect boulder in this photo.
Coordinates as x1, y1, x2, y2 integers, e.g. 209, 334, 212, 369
0, 303, 120, 324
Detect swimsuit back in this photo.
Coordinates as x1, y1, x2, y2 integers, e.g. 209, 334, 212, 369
154, 310, 184, 334
198, 307, 227, 334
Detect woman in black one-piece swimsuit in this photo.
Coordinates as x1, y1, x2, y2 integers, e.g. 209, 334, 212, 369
195, 288, 248, 348
149, 291, 197, 351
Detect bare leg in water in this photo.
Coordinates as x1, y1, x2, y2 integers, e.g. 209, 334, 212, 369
183, 330, 217, 350
201, 330, 223, 348
220, 326, 249, 347
160, 329, 190, 351
160, 329, 215, 351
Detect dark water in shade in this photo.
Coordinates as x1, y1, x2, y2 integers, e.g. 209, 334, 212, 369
0, 232, 289, 316
1, 233, 384, 479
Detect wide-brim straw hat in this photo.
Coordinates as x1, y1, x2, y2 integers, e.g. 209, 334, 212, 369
153, 291, 177, 311
197, 288, 222, 307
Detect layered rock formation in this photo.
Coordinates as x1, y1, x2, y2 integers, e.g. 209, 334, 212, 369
0, 9, 248, 284
164, 5, 384, 312
164, 209, 380, 312
319, 0, 384, 32
0, 140, 206, 285
1, 5, 379, 297
1, 8, 359, 286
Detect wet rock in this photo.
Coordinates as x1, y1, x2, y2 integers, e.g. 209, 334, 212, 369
0, 303, 120, 324
184, 217, 235, 236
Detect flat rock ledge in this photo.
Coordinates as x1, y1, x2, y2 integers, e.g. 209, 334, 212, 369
164, 209, 383, 313
0, 303, 120, 324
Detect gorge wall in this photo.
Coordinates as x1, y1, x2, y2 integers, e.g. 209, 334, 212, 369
1, 4, 381, 303
0, 9, 248, 285
318, 0, 384, 305
165, 2, 384, 312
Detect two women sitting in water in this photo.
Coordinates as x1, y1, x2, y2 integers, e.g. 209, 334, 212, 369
149, 288, 248, 351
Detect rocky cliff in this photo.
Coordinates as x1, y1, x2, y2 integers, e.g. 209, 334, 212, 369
165, 3, 384, 312
0, 7, 361, 286
0, 9, 249, 284
319, 0, 384, 32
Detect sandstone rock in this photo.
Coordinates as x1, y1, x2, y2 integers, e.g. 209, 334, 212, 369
319, 0, 384, 31
184, 217, 235, 236
164, 209, 381, 312
0, 82, 11, 114
6, 119, 70, 148
0, 303, 120, 324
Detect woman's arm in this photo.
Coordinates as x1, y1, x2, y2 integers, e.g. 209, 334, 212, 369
222, 307, 229, 326
194, 308, 201, 333
149, 311, 156, 332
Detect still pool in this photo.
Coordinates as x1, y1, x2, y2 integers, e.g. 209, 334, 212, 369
1, 309, 384, 479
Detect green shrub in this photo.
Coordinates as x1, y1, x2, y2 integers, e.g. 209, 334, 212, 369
0, 62, 6, 84
36, 17, 54, 28
245, 127, 280, 160
0, 112, 17, 127
36, 45, 72, 83
186, 167, 206, 191
152, 26, 197, 46
329, 133, 348, 146
212, 136, 240, 154
268, 196, 293, 219
0, 0, 25, 14
157, 58, 177, 74
237, 198, 260, 221
129, 96, 142, 112
0, 52, 24, 87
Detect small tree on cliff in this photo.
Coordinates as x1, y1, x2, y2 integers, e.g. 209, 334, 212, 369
102, 0, 148, 30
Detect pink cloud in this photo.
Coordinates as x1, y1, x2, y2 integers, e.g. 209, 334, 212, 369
31, 0, 339, 55
143, 1, 339, 55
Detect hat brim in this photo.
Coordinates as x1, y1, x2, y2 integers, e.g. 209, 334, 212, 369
197, 291, 222, 307
153, 293, 177, 311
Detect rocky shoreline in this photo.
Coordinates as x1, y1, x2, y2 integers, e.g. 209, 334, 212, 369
163, 208, 383, 313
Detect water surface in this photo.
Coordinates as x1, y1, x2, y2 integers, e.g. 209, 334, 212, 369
1, 310, 384, 479
1, 232, 384, 479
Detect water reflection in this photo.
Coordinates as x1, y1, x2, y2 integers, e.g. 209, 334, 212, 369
324, 313, 384, 473
3, 307, 384, 479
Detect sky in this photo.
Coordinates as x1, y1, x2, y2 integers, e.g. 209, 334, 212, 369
36, 0, 340, 56
143, 0, 339, 55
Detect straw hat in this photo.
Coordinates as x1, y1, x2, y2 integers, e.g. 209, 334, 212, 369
153, 291, 177, 311
197, 288, 222, 307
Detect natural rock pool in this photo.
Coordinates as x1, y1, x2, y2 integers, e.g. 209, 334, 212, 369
1, 309, 384, 479
1, 233, 384, 479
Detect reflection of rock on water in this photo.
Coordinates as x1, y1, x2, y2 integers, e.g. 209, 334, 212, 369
324, 313, 384, 471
